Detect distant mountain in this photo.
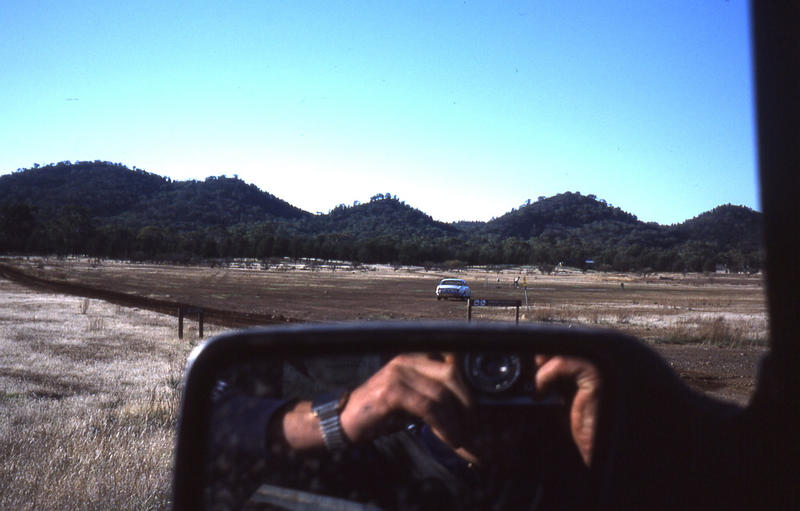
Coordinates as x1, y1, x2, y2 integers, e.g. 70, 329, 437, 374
0, 162, 763, 271
481, 192, 641, 238
0, 161, 166, 219
671, 204, 763, 253
475, 193, 762, 264
302, 196, 459, 239
124, 174, 310, 228
0, 161, 309, 229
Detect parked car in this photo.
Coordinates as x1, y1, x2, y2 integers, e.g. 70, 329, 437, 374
435, 278, 471, 301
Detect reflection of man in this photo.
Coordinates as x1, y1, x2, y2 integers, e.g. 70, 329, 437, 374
274, 354, 598, 464
263, 353, 600, 509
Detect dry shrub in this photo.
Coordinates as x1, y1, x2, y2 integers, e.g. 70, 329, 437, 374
531, 306, 556, 322
118, 387, 180, 430
663, 316, 766, 347
530, 306, 573, 323
87, 317, 105, 332
698, 317, 739, 345
444, 259, 467, 270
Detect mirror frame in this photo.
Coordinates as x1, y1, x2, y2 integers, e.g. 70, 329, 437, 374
173, 321, 669, 510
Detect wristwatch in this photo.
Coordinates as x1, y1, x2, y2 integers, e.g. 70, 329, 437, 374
311, 391, 350, 453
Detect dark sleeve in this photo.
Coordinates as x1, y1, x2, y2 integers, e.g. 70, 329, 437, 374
204, 390, 294, 510
205, 389, 395, 509
210, 390, 291, 459
205, 388, 493, 510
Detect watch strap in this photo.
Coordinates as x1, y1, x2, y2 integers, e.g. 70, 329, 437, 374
311, 391, 349, 452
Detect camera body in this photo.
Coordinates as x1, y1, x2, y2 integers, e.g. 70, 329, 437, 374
460, 352, 562, 406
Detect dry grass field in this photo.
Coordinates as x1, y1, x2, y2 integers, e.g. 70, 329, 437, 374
0, 256, 769, 509
0, 277, 226, 510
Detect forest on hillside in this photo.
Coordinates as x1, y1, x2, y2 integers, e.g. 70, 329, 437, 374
0, 162, 763, 272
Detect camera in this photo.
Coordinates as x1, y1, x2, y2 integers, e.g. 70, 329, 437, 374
461, 352, 562, 406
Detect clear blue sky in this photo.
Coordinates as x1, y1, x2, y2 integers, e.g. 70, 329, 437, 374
1, 1, 757, 225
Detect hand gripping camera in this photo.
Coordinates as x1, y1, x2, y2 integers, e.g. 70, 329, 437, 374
461, 352, 562, 406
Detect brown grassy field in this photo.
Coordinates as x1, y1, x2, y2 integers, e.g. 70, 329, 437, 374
0, 276, 226, 510
0, 256, 769, 509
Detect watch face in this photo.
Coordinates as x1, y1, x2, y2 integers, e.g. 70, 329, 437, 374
312, 391, 346, 415
313, 399, 340, 418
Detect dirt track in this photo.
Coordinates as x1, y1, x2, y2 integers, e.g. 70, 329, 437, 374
0, 257, 768, 405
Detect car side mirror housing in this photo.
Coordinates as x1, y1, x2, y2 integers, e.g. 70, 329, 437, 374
172, 321, 743, 511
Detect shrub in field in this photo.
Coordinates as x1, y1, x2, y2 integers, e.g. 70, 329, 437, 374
444, 259, 467, 270
699, 317, 738, 345
87, 317, 104, 332
532, 306, 558, 323
663, 316, 766, 347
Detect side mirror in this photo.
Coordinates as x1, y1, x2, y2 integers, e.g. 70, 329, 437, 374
173, 321, 743, 511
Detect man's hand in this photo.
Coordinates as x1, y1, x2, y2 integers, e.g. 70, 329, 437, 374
341, 353, 474, 449
274, 353, 473, 453
275, 352, 602, 469
535, 355, 602, 466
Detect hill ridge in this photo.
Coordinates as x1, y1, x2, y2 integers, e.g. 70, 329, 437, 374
0, 162, 762, 272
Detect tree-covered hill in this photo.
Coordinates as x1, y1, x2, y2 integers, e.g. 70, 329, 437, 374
120, 174, 309, 229
671, 204, 763, 253
0, 162, 763, 271
303, 195, 459, 238
0, 161, 309, 229
282, 195, 465, 265
0, 161, 167, 219
482, 192, 640, 239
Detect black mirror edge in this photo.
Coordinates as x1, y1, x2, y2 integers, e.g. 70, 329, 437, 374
751, 2, 800, 382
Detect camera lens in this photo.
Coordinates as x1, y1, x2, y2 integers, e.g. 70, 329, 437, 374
463, 352, 522, 393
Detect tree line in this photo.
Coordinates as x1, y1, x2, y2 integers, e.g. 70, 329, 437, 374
0, 162, 763, 272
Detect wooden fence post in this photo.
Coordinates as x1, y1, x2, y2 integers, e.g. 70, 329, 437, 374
178, 306, 204, 339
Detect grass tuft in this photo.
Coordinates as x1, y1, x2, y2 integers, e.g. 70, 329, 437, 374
660, 316, 767, 347
87, 317, 105, 332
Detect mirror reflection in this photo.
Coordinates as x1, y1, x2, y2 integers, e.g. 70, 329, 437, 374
204, 350, 600, 511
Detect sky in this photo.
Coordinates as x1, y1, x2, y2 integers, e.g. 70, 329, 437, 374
1, 1, 758, 225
